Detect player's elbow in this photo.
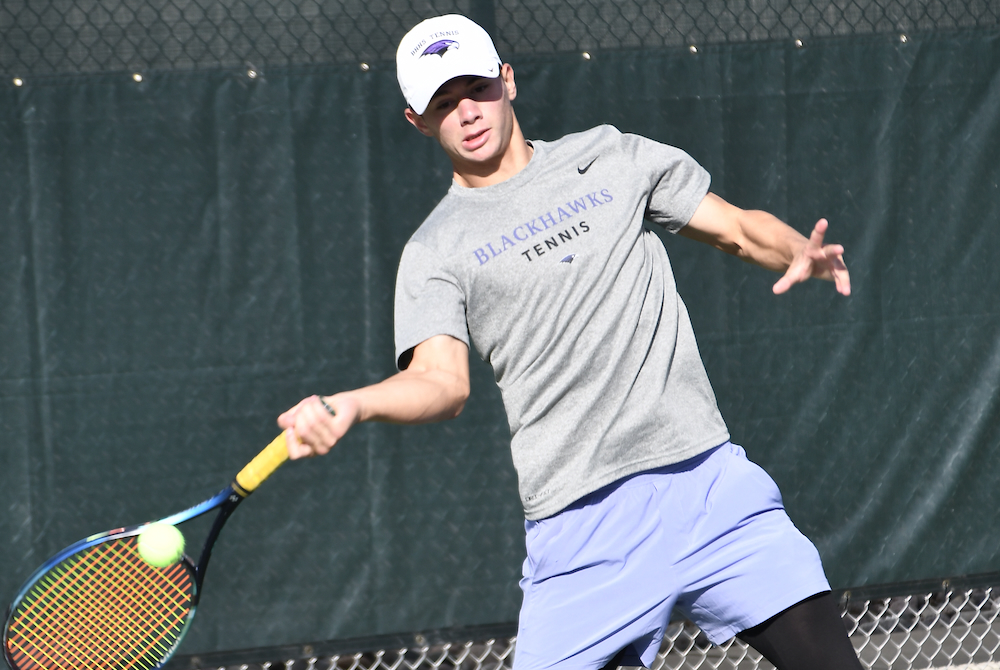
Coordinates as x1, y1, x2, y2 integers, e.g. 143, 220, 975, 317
421, 369, 469, 421
445, 377, 470, 419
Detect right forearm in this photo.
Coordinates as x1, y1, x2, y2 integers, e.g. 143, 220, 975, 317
280, 335, 470, 459
344, 366, 470, 425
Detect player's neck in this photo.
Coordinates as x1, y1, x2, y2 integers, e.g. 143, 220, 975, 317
451, 116, 533, 189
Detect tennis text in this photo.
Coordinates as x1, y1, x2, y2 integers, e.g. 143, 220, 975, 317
472, 189, 613, 266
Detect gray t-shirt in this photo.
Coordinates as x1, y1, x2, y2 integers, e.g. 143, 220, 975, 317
394, 125, 730, 520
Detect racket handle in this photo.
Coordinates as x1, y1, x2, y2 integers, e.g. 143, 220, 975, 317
234, 433, 289, 496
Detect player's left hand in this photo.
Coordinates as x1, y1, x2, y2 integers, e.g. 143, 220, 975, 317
773, 218, 851, 296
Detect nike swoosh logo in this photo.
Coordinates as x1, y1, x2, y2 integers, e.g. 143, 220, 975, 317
577, 156, 598, 174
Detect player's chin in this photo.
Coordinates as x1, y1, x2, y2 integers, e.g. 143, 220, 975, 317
451, 147, 493, 166
452, 136, 501, 163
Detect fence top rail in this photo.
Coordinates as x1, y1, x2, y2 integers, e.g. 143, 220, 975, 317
2, 0, 999, 78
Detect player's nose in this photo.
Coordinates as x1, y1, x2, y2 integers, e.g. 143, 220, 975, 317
457, 97, 482, 124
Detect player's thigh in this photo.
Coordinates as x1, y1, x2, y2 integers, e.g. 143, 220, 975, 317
674, 445, 831, 644
737, 592, 863, 670
514, 478, 679, 670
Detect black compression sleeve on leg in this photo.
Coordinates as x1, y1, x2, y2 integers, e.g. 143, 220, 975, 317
736, 592, 864, 670
597, 647, 629, 670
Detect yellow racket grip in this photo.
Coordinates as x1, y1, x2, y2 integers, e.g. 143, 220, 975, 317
233, 433, 289, 496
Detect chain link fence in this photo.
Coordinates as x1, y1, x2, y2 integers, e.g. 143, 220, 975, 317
2, 0, 999, 78
165, 577, 1000, 670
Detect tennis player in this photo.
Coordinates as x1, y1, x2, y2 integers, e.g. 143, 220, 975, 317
279, 14, 861, 670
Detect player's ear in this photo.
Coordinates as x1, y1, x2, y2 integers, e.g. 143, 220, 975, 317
404, 107, 434, 137
501, 63, 517, 102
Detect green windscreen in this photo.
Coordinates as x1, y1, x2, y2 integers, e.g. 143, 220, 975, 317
2, 30, 999, 655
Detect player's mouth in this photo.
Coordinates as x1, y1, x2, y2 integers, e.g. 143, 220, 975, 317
462, 128, 490, 151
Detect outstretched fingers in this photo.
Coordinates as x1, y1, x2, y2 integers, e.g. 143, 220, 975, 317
809, 217, 830, 246
773, 219, 851, 296
826, 246, 851, 295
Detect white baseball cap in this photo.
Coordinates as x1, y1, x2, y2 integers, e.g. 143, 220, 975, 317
396, 14, 502, 116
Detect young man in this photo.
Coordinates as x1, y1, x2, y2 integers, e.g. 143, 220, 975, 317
278, 14, 861, 670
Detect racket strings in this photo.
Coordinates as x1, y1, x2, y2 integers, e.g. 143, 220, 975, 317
9, 539, 192, 669
6, 536, 195, 670
10, 543, 189, 669
34, 548, 182, 663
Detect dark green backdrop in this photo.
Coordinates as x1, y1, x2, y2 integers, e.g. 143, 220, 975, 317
2, 30, 999, 655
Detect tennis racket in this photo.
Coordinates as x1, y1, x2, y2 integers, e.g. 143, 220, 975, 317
3, 432, 290, 670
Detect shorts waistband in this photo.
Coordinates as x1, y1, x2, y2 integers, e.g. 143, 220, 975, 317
564, 441, 734, 511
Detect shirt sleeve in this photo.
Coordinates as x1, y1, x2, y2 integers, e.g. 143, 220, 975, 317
393, 239, 470, 370
619, 132, 712, 233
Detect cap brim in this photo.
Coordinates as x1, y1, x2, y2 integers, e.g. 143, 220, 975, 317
409, 61, 501, 115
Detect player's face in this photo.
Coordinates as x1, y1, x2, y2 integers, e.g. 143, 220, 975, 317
407, 65, 518, 168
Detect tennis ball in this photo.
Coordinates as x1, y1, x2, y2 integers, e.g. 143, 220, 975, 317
137, 523, 185, 568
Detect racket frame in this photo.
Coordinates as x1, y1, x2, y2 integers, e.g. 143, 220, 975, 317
3, 433, 287, 670
3, 485, 245, 670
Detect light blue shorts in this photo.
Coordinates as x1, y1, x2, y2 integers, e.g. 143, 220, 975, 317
514, 442, 830, 670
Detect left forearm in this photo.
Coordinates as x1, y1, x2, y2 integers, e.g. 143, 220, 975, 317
733, 209, 809, 274
682, 193, 849, 294
680, 199, 807, 274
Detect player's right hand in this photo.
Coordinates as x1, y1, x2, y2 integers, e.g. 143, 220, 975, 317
278, 394, 361, 459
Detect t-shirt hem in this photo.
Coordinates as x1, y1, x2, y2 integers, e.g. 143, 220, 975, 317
521, 430, 732, 521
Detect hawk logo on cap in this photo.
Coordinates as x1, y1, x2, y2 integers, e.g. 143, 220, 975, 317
421, 39, 459, 57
